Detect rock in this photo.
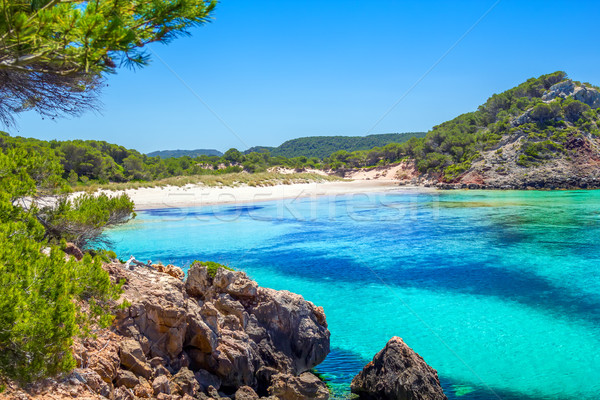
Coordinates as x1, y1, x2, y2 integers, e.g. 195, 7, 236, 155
134, 377, 154, 398
82, 369, 111, 398
114, 386, 136, 400
116, 369, 140, 389
195, 369, 222, 391
119, 339, 153, 379
351, 337, 447, 400
235, 386, 260, 400
269, 372, 329, 400
172, 367, 200, 396
156, 263, 186, 280
250, 287, 330, 374
108, 262, 330, 396
153, 375, 172, 395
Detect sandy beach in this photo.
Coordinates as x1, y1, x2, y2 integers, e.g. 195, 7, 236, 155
102, 180, 426, 210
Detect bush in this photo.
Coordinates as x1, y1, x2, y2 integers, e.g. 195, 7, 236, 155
193, 261, 234, 278
0, 149, 123, 382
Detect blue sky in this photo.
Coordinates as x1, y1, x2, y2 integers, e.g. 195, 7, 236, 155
11, 0, 600, 153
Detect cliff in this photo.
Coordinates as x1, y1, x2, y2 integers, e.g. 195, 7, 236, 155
2, 262, 330, 400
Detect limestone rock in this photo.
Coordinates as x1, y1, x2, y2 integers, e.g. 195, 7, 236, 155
351, 337, 447, 400
268, 372, 329, 400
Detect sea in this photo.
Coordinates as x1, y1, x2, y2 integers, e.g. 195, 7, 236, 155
107, 189, 600, 400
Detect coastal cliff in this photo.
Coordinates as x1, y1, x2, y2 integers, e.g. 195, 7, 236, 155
2, 262, 330, 400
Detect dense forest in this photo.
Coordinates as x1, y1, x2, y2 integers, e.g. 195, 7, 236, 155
149, 132, 425, 160
261, 132, 426, 158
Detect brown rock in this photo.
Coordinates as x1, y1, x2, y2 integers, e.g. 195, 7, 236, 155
194, 369, 222, 391
116, 369, 140, 389
172, 367, 200, 396
153, 375, 172, 395
234, 386, 260, 400
119, 339, 153, 379
156, 263, 185, 280
351, 337, 447, 400
269, 372, 329, 400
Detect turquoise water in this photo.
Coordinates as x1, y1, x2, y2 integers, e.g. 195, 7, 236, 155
107, 190, 600, 400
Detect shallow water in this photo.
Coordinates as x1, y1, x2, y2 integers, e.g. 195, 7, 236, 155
107, 190, 600, 400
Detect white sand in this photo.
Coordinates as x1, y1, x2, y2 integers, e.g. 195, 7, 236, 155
102, 180, 427, 210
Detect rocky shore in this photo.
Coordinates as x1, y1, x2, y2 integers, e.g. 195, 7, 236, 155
2, 262, 330, 400
2, 258, 449, 400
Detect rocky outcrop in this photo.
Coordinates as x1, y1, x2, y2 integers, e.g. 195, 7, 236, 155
2, 262, 330, 400
97, 262, 330, 399
542, 79, 600, 108
351, 337, 447, 400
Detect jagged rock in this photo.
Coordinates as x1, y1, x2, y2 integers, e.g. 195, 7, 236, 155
82, 369, 112, 398
195, 369, 222, 391
156, 263, 185, 280
119, 339, 153, 379
235, 386, 260, 400
153, 375, 172, 395
542, 80, 600, 108
172, 367, 200, 396
133, 376, 154, 398
116, 369, 140, 389
108, 263, 330, 396
114, 386, 136, 400
351, 337, 447, 400
268, 372, 329, 400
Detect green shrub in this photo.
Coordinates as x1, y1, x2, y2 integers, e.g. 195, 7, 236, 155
192, 261, 234, 278
0, 148, 123, 382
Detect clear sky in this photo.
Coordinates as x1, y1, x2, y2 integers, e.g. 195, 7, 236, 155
10, 0, 600, 153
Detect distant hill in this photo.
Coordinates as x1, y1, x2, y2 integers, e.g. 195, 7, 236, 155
147, 149, 223, 158
243, 146, 275, 155
249, 133, 426, 159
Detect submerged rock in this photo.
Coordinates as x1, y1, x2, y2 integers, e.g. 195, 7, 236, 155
351, 337, 447, 400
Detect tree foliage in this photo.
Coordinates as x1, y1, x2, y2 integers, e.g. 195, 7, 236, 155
0, 0, 216, 125
0, 142, 130, 382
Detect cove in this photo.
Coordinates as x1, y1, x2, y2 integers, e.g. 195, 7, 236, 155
107, 189, 600, 400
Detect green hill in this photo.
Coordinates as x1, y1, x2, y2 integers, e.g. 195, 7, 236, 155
147, 149, 223, 158
253, 133, 426, 159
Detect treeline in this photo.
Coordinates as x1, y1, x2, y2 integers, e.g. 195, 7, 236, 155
326, 72, 600, 179
263, 132, 426, 159
0, 134, 329, 185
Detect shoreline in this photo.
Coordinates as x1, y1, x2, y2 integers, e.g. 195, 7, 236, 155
99, 180, 434, 210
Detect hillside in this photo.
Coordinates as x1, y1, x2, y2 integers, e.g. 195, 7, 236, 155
266, 132, 426, 158
147, 148, 223, 158
327, 72, 600, 189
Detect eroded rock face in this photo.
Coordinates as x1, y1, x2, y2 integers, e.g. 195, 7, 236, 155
113, 262, 330, 397
351, 337, 447, 400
